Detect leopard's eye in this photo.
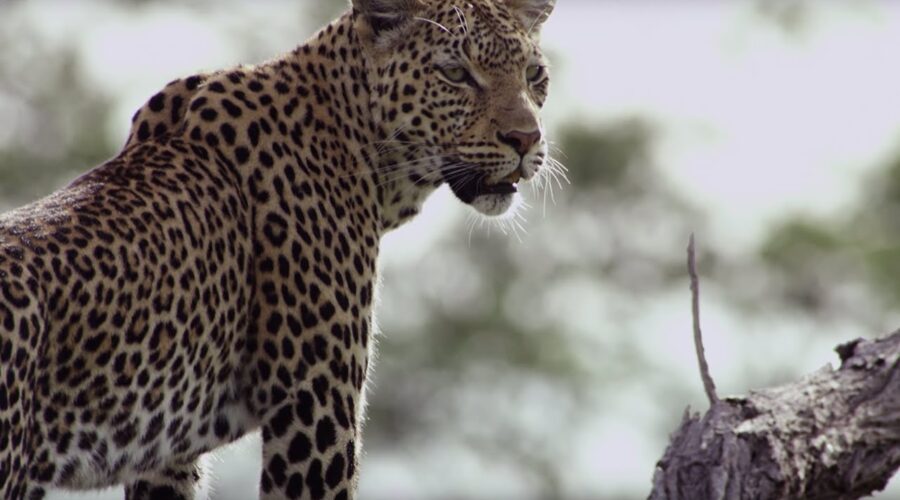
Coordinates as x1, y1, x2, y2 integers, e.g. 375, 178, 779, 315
526, 64, 546, 83
439, 65, 474, 86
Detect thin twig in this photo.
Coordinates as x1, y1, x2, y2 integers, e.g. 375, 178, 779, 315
688, 234, 719, 406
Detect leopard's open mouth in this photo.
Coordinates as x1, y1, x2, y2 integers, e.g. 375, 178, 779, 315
481, 168, 522, 195
443, 164, 522, 203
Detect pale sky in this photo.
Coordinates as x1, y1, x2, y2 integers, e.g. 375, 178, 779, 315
542, 1, 900, 253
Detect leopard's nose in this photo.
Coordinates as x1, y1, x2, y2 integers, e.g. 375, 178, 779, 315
497, 129, 542, 157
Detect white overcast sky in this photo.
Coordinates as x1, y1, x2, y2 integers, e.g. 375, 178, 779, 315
542, 1, 900, 252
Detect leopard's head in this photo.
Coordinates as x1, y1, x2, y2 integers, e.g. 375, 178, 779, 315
353, 0, 556, 217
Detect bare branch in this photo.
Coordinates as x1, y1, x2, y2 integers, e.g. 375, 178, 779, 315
688, 234, 719, 406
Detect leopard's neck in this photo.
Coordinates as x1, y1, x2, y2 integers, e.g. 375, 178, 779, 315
176, 10, 436, 237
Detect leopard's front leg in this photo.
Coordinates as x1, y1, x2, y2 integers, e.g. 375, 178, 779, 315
124, 460, 204, 500
246, 162, 377, 500
258, 376, 362, 500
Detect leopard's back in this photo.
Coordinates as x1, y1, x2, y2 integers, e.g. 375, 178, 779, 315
0, 139, 255, 496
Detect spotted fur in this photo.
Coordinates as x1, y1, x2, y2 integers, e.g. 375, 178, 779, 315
0, 1, 555, 498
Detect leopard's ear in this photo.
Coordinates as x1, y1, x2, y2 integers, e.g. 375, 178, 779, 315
504, 0, 556, 33
351, 0, 424, 36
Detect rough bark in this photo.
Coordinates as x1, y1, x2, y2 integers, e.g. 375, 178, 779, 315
649, 330, 900, 500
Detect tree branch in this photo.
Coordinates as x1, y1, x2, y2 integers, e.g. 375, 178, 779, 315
688, 234, 719, 406
649, 331, 900, 500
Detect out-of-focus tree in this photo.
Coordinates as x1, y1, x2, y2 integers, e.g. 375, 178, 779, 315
0, 29, 115, 207
756, 0, 811, 33
742, 151, 900, 330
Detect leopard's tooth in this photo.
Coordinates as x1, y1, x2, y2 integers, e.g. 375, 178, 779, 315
502, 169, 522, 184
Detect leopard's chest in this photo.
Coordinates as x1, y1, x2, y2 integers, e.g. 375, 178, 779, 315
240, 161, 381, 412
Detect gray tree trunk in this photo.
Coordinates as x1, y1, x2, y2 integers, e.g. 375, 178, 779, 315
649, 331, 900, 500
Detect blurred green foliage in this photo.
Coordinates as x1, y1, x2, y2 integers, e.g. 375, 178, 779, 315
760, 219, 847, 311
756, 0, 811, 33
559, 119, 653, 189
756, 154, 900, 315
0, 32, 115, 206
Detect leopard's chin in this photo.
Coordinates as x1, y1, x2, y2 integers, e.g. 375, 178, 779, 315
470, 192, 516, 216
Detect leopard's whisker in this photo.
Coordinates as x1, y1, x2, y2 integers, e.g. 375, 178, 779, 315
414, 16, 451, 35
453, 5, 469, 37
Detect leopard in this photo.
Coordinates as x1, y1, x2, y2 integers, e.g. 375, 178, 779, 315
0, 0, 557, 498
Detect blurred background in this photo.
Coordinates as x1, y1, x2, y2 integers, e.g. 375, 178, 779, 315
0, 0, 897, 498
